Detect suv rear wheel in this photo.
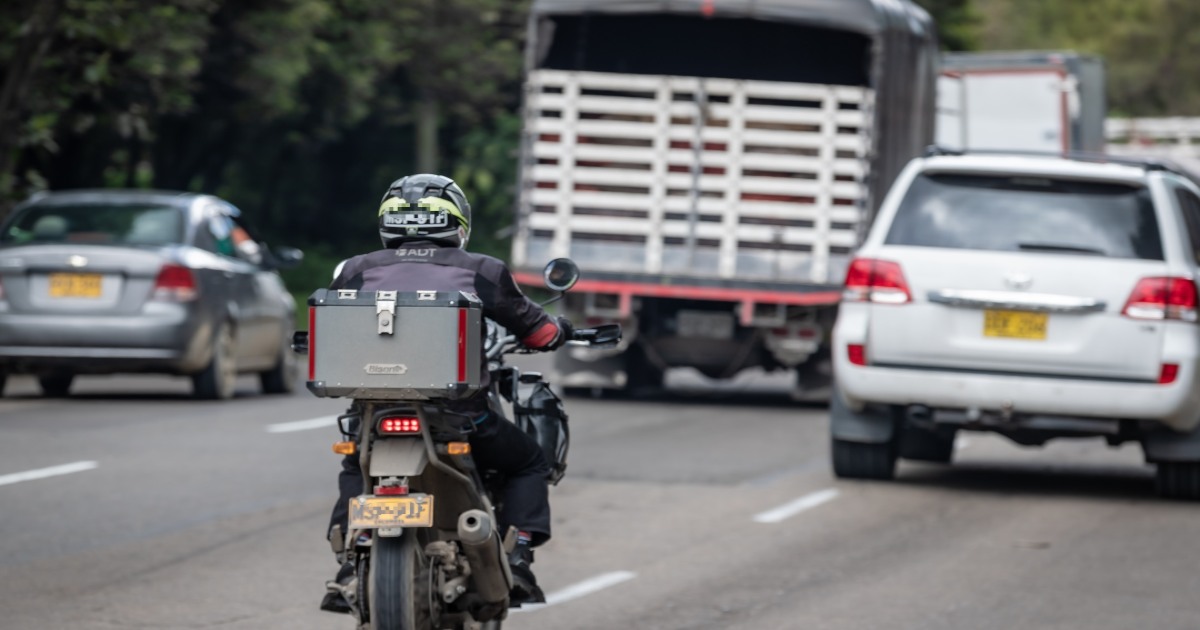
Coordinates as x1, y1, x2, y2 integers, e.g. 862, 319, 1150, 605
1155, 462, 1200, 500
830, 394, 899, 480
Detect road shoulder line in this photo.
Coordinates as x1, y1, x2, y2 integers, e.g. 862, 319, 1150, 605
753, 488, 840, 524
0, 461, 98, 487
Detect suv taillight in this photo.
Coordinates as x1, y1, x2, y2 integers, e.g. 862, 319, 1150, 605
1122, 277, 1198, 322
152, 264, 198, 301
843, 258, 911, 304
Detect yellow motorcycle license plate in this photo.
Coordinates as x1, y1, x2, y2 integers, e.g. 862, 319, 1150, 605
348, 494, 434, 529
48, 273, 102, 298
983, 309, 1048, 340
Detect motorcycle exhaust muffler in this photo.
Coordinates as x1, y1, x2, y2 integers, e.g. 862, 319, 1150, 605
457, 509, 512, 604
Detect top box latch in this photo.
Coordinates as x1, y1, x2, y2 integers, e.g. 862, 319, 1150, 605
376, 290, 397, 335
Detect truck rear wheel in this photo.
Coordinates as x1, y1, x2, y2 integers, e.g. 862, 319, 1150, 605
624, 342, 663, 393
832, 438, 897, 480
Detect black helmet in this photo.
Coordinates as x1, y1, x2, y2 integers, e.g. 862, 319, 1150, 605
377, 174, 471, 248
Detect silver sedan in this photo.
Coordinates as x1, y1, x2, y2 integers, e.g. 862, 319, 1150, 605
0, 189, 302, 399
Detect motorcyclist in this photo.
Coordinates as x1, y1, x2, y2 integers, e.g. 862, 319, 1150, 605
319, 173, 569, 614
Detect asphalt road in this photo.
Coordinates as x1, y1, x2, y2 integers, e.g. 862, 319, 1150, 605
1, 362, 1197, 630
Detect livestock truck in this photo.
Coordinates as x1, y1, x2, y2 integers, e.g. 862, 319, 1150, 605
510, 0, 939, 397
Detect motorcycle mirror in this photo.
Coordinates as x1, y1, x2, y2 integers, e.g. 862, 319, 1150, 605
543, 258, 580, 293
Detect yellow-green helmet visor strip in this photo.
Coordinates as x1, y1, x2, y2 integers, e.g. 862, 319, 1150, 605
378, 196, 467, 229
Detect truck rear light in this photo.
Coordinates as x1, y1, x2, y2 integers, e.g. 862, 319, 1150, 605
1159, 364, 1180, 385
847, 343, 867, 366
379, 416, 421, 435
1122, 277, 1198, 322
152, 264, 198, 301
843, 258, 911, 304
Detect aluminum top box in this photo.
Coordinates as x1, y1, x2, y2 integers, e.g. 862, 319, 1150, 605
306, 289, 483, 400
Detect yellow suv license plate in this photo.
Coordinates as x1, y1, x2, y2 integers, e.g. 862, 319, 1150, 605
348, 494, 434, 529
983, 309, 1048, 340
49, 273, 102, 298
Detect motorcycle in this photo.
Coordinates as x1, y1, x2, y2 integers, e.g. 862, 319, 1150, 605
294, 258, 620, 630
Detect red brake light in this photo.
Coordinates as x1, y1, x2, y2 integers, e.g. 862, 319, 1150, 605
375, 484, 410, 496
843, 258, 911, 304
1122, 277, 1198, 321
1159, 364, 1180, 385
153, 264, 198, 301
379, 416, 421, 435
307, 307, 316, 381
847, 343, 867, 366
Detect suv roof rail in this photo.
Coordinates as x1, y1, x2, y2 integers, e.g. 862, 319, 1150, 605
922, 145, 1188, 175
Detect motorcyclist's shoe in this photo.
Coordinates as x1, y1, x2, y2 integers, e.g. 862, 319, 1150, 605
508, 543, 546, 606
319, 561, 355, 615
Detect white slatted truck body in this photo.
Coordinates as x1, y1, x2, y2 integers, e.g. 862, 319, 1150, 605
511, 0, 939, 395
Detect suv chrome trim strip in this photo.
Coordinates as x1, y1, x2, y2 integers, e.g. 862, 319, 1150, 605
927, 289, 1107, 313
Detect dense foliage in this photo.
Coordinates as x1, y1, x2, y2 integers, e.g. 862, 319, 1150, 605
1, 0, 1197, 281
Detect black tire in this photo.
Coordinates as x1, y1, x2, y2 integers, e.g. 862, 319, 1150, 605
899, 425, 956, 463
193, 323, 236, 400
832, 438, 898, 480
259, 341, 296, 395
1156, 462, 1200, 500
39, 374, 74, 398
624, 342, 663, 392
370, 532, 430, 630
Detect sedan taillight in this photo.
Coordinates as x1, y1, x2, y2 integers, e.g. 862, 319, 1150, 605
843, 258, 912, 304
153, 264, 198, 302
1122, 277, 1197, 322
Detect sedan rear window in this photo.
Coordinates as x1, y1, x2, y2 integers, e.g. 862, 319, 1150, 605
2, 204, 184, 246
884, 173, 1164, 260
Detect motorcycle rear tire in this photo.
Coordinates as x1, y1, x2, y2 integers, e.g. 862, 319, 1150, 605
370, 532, 430, 630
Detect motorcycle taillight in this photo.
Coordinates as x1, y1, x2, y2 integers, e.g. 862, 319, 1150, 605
379, 416, 421, 435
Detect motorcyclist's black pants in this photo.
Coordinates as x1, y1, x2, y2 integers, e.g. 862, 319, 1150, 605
328, 412, 552, 549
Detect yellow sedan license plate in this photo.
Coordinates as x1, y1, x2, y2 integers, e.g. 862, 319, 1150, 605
48, 273, 102, 298
348, 494, 434, 529
983, 309, 1048, 340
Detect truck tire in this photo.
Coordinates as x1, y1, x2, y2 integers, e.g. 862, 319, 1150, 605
899, 425, 956, 463
1156, 462, 1200, 500
624, 342, 663, 392
39, 374, 74, 398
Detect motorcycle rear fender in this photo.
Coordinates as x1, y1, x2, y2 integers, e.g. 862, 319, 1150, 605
369, 437, 428, 477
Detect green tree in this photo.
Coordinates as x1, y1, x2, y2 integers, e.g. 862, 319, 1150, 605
915, 0, 983, 51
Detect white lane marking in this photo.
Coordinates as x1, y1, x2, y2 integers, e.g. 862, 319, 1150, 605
513, 571, 638, 613
753, 488, 840, 524
0, 461, 98, 487
266, 415, 339, 433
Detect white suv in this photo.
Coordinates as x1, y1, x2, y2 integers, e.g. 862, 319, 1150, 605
831, 151, 1200, 499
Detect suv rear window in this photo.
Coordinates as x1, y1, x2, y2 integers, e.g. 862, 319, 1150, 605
884, 173, 1164, 260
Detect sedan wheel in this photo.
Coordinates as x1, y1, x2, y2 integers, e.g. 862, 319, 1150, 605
259, 341, 297, 395
193, 324, 236, 400
39, 374, 74, 398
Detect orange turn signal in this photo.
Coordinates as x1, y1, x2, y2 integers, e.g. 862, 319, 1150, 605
447, 442, 471, 456
333, 441, 357, 455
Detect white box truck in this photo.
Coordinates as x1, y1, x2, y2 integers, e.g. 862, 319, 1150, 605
936, 50, 1107, 153
511, 0, 939, 397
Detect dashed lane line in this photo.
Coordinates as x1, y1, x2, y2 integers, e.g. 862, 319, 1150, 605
753, 488, 840, 524
266, 415, 340, 433
0, 461, 98, 487
513, 571, 638, 613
